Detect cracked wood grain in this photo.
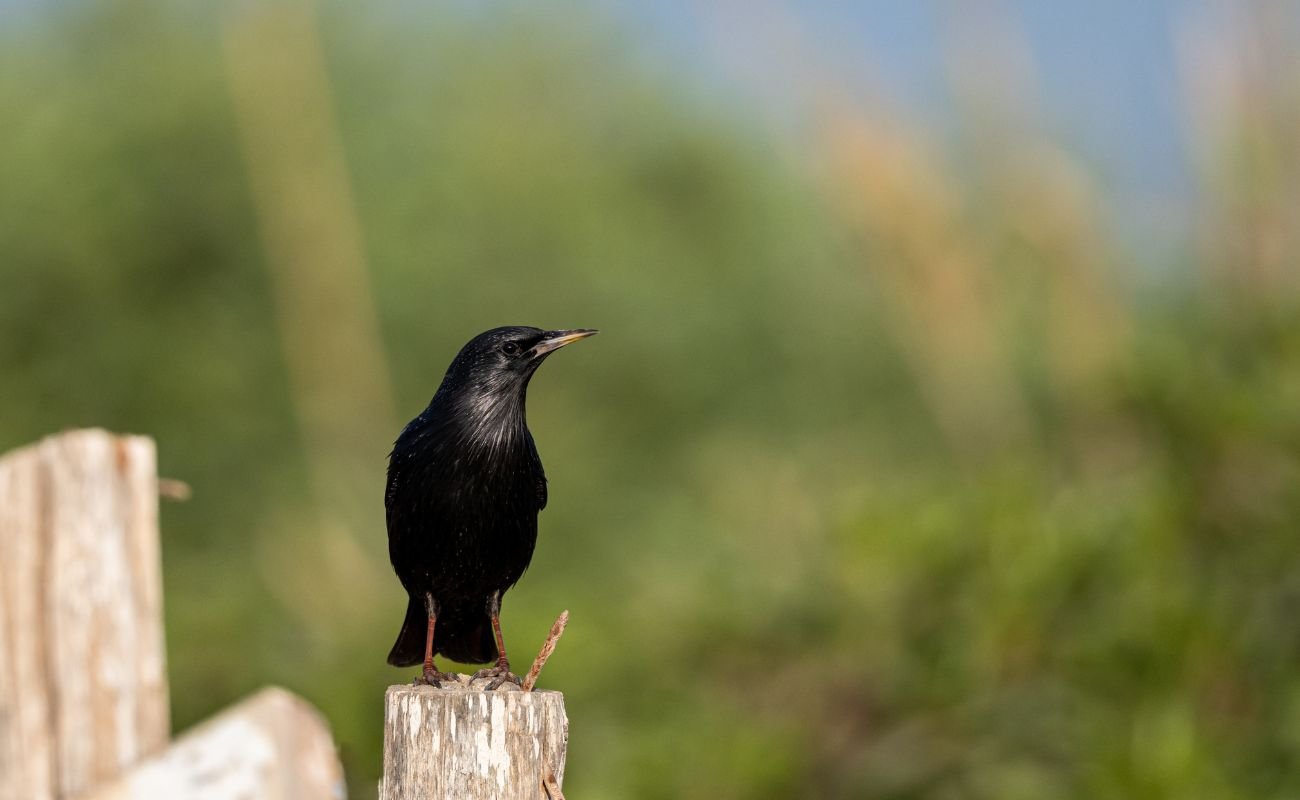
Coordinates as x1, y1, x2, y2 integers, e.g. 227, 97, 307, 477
0, 430, 168, 800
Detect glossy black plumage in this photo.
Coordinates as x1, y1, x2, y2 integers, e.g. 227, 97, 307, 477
384, 326, 594, 671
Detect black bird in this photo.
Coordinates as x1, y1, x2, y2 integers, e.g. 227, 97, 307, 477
385, 326, 596, 687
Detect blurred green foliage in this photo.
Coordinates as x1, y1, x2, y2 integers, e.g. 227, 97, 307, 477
3, 2, 1300, 798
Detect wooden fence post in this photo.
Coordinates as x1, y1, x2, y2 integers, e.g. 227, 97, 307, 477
381, 679, 568, 800
0, 430, 168, 800
0, 429, 344, 799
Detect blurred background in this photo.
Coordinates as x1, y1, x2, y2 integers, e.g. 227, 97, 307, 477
3, 0, 1300, 797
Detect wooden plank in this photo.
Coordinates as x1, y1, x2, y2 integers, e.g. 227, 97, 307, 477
0, 430, 169, 800
381, 679, 568, 800
79, 687, 344, 800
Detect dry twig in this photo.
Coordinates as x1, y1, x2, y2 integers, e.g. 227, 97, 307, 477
157, 477, 192, 501
523, 610, 569, 691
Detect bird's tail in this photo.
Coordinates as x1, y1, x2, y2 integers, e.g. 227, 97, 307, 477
386, 595, 427, 667
386, 595, 498, 668
434, 602, 498, 665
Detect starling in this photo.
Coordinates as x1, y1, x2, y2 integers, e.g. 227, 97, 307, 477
384, 326, 596, 687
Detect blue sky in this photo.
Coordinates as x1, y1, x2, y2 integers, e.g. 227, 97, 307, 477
607, 0, 1249, 250
2, 0, 1264, 249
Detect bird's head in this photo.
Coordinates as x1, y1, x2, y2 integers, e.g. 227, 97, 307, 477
436, 326, 597, 420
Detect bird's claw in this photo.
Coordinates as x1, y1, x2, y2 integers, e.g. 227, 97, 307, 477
414, 666, 457, 688
473, 662, 522, 690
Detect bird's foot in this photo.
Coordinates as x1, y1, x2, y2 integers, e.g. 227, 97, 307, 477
472, 660, 522, 691
414, 666, 458, 688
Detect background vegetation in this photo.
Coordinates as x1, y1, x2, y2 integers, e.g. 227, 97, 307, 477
3, 1, 1299, 797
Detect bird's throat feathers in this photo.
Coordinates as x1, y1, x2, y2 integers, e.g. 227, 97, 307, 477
411, 380, 531, 461
454, 386, 529, 454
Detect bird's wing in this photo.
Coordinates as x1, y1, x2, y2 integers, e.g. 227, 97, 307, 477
527, 433, 548, 511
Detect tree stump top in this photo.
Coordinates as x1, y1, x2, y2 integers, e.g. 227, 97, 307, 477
381, 678, 568, 800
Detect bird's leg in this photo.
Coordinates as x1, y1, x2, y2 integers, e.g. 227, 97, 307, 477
415, 592, 456, 687
473, 592, 523, 690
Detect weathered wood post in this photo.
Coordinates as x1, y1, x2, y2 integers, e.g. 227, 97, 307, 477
0, 429, 345, 800
380, 678, 568, 800
0, 430, 168, 800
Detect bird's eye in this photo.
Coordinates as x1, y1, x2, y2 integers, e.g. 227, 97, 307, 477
501, 342, 521, 356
